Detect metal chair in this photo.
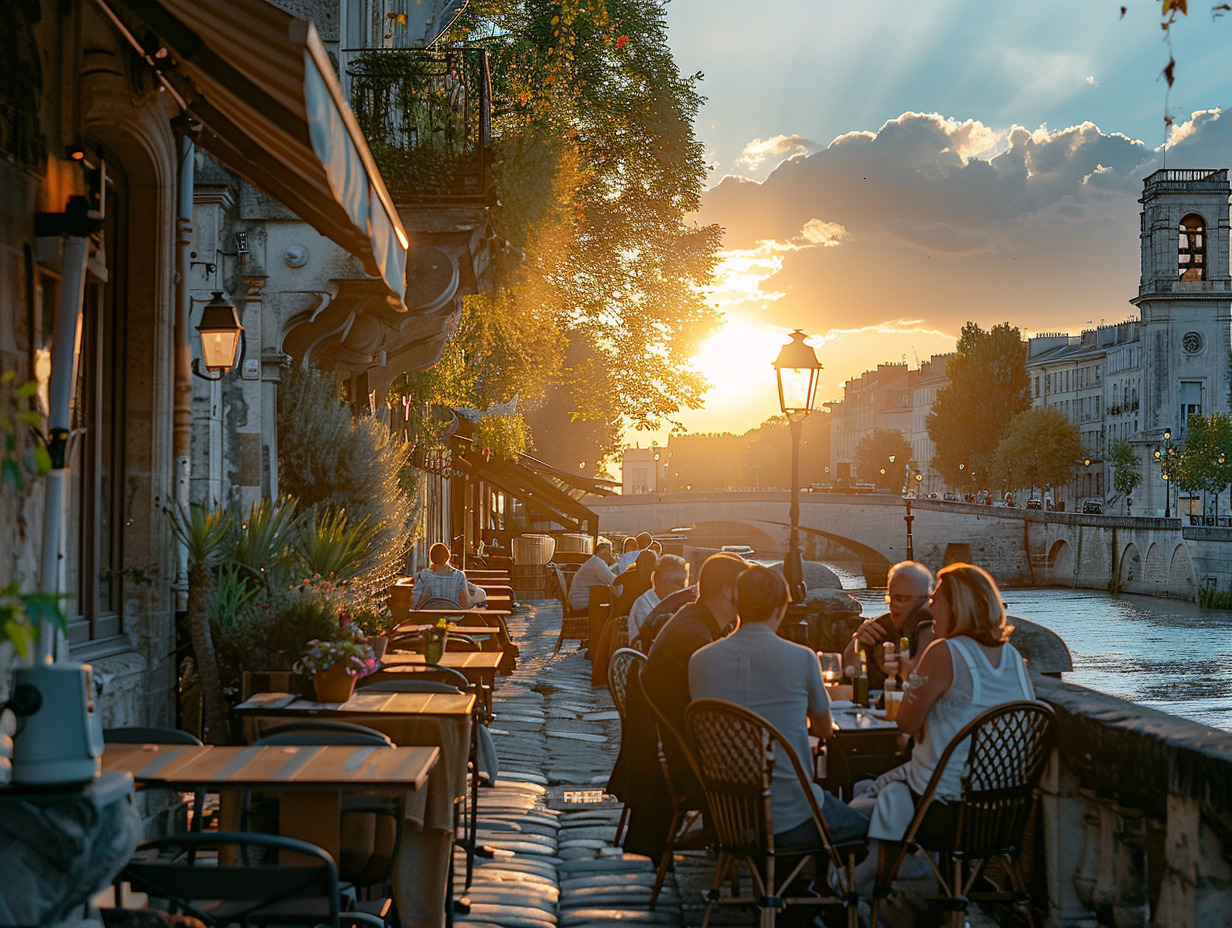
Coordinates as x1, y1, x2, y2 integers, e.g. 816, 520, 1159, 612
104, 727, 206, 834
871, 700, 1056, 928
607, 648, 646, 845
118, 832, 383, 927
632, 668, 708, 910
684, 698, 866, 928
415, 596, 466, 610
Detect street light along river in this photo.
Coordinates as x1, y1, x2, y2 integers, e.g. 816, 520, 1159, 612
819, 561, 1232, 732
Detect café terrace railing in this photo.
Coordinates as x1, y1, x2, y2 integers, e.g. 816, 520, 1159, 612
348, 47, 491, 205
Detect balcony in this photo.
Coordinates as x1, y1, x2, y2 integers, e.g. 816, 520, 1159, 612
348, 48, 491, 206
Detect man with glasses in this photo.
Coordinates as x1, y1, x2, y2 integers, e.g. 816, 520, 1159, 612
842, 561, 934, 689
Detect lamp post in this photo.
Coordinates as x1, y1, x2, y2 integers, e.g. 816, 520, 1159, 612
193, 291, 244, 379
903, 463, 922, 560
1154, 428, 1175, 519
773, 329, 824, 604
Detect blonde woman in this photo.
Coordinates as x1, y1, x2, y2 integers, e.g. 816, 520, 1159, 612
853, 563, 1033, 840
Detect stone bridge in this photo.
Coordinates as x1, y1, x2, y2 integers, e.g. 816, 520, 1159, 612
587, 491, 1232, 600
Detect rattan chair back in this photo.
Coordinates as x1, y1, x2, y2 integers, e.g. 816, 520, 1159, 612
607, 648, 646, 723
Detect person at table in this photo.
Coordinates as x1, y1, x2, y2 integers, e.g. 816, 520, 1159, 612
851, 563, 1034, 842
690, 565, 870, 849
412, 542, 472, 608
569, 541, 617, 612
612, 549, 656, 618
627, 555, 688, 645
615, 552, 748, 861
842, 560, 934, 687
632, 583, 698, 651
614, 531, 654, 572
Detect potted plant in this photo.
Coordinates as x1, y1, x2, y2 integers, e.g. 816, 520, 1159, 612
348, 608, 393, 660
292, 628, 377, 703
422, 618, 454, 665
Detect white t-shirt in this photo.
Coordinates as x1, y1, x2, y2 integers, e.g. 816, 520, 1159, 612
627, 588, 662, 640
569, 554, 616, 611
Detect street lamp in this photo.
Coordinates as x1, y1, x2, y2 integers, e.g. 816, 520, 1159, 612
903, 463, 923, 560
193, 291, 244, 379
1154, 428, 1176, 519
773, 329, 823, 604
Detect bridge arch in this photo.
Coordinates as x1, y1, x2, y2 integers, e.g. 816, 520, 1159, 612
681, 521, 780, 553
1144, 543, 1165, 583
1168, 544, 1197, 595
1048, 539, 1075, 584
1118, 542, 1142, 585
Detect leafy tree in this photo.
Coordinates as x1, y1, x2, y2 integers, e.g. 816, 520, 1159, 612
855, 428, 913, 489
1176, 413, 1232, 518
1109, 439, 1144, 515
404, 0, 721, 474
927, 322, 1031, 487
991, 407, 1083, 498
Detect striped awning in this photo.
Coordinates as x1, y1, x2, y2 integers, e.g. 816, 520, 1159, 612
108, 0, 409, 305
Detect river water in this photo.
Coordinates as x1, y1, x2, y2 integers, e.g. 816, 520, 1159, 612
820, 561, 1232, 732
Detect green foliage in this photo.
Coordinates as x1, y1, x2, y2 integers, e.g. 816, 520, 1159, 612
230, 497, 304, 585
0, 581, 67, 661
1199, 585, 1232, 609
0, 370, 50, 491
992, 407, 1083, 495
1110, 440, 1143, 513
298, 509, 379, 583
292, 627, 376, 678
855, 428, 914, 489
168, 503, 235, 567
1176, 413, 1232, 498
927, 322, 1031, 487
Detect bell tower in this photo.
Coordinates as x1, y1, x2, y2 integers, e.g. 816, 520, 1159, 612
1131, 169, 1232, 446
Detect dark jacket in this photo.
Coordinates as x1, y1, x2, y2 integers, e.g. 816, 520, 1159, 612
615, 600, 723, 860
855, 604, 932, 689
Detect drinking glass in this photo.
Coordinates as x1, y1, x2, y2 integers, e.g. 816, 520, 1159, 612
818, 652, 844, 685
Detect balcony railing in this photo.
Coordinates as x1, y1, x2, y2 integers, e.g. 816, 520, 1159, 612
348, 48, 491, 205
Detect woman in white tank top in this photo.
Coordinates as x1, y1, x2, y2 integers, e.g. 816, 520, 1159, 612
857, 563, 1034, 841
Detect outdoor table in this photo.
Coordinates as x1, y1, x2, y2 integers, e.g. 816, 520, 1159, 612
396, 610, 518, 674
378, 651, 503, 717
820, 703, 910, 801
234, 692, 474, 928
101, 742, 437, 865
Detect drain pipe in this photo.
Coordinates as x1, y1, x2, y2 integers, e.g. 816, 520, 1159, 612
36, 196, 95, 662
172, 134, 195, 612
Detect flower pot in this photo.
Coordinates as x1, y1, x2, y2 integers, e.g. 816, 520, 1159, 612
424, 632, 447, 665
313, 663, 357, 703
367, 636, 389, 661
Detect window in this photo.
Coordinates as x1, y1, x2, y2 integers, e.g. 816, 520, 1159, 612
1180, 381, 1203, 427
1179, 213, 1206, 281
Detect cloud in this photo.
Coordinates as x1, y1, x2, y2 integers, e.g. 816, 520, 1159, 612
1086, 75, 1099, 87
696, 109, 1232, 385
704, 219, 849, 310
732, 134, 822, 180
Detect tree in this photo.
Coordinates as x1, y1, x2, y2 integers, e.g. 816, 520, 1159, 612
991, 407, 1083, 499
927, 322, 1031, 488
855, 428, 913, 489
1176, 413, 1232, 519
1110, 439, 1144, 515
406, 0, 722, 475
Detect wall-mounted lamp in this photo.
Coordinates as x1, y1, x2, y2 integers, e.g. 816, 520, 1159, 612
193, 291, 244, 380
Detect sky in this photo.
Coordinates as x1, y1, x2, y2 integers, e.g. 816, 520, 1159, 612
633, 0, 1232, 447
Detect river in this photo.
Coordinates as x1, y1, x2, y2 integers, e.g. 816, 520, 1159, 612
820, 561, 1232, 732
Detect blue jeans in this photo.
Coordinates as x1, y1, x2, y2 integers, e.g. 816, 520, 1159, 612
776, 795, 870, 848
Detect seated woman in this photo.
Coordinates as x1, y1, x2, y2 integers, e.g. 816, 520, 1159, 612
611, 550, 656, 619
412, 542, 472, 609
852, 562, 1034, 842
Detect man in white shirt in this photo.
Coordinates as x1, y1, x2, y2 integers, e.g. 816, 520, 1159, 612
628, 554, 688, 644
613, 532, 653, 573
569, 542, 617, 611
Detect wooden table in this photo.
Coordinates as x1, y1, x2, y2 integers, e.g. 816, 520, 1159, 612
821, 704, 909, 801
379, 651, 503, 716
234, 689, 476, 721
102, 742, 437, 863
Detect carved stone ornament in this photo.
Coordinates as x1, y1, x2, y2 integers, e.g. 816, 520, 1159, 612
1182, 331, 1203, 354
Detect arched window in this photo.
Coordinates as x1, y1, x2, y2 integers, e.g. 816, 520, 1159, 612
1179, 213, 1206, 281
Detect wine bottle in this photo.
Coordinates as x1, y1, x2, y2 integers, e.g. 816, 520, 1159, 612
853, 650, 870, 707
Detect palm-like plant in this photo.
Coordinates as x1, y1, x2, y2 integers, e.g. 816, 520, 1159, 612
230, 497, 304, 587
168, 503, 234, 743
298, 509, 379, 583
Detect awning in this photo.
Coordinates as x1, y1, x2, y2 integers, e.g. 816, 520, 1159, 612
453, 441, 600, 535
104, 0, 409, 305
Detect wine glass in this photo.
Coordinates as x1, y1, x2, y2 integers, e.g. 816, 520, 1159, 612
818, 652, 843, 686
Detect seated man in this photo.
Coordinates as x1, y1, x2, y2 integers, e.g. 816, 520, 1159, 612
614, 531, 654, 573
616, 552, 747, 860
628, 555, 688, 645
412, 542, 471, 608
843, 560, 934, 687
633, 583, 698, 651
568, 541, 616, 612
691, 566, 869, 847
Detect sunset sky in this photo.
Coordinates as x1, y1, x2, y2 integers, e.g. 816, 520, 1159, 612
635, 1, 1232, 447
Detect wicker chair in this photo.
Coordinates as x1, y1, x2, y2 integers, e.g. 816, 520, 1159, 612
607, 648, 646, 845
633, 669, 708, 910
871, 700, 1055, 928
684, 698, 866, 928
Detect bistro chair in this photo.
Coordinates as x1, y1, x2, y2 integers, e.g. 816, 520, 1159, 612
684, 698, 866, 928
118, 832, 384, 927
103, 727, 207, 835
633, 669, 709, 910
607, 648, 646, 846
871, 700, 1056, 928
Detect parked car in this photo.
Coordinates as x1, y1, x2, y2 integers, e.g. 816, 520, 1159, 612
1082, 499, 1103, 515
1026, 498, 1042, 510
927, 492, 940, 499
